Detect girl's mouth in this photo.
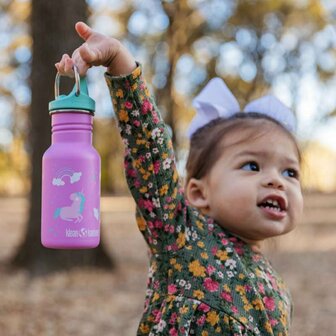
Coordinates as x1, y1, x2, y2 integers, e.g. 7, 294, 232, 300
257, 196, 287, 220
258, 204, 287, 220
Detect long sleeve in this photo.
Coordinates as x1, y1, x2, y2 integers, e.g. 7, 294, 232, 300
105, 65, 188, 254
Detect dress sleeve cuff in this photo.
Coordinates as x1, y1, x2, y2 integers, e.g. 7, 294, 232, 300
104, 62, 142, 83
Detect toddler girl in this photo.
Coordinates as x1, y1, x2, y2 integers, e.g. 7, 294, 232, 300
56, 22, 303, 336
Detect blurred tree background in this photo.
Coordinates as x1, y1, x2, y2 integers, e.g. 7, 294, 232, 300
0, 0, 336, 196
0, 0, 336, 271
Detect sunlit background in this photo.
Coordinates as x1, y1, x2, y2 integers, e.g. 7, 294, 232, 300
0, 0, 336, 194
0, 1, 336, 335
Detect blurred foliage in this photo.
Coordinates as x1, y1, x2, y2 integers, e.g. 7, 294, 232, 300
0, 0, 336, 194
301, 140, 336, 192
0, 0, 31, 195
0, 137, 29, 195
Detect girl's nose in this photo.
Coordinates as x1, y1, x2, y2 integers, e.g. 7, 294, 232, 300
262, 172, 284, 190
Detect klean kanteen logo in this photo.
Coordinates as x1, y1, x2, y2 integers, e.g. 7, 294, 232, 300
65, 228, 99, 238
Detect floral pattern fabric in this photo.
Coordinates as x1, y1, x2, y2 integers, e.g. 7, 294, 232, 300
105, 65, 292, 336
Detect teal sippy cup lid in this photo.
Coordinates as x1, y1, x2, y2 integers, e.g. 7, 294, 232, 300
49, 65, 95, 114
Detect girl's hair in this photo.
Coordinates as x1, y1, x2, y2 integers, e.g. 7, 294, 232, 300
185, 112, 301, 184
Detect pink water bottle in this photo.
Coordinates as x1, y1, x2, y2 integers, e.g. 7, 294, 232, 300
41, 67, 100, 249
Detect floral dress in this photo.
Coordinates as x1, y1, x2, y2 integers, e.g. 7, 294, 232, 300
105, 65, 293, 336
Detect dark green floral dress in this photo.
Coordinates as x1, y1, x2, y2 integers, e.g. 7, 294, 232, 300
105, 65, 292, 336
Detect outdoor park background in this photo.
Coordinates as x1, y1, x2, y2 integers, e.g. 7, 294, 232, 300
0, 0, 336, 335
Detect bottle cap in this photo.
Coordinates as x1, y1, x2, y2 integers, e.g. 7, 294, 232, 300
49, 66, 95, 114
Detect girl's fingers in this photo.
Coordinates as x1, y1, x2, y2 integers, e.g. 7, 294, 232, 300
73, 59, 90, 76
78, 43, 96, 64
55, 54, 75, 77
55, 26, 98, 77
55, 53, 90, 78
64, 56, 74, 74
72, 49, 90, 76
75, 22, 93, 42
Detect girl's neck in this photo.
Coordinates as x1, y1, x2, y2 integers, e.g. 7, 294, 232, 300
236, 235, 263, 253
220, 227, 264, 252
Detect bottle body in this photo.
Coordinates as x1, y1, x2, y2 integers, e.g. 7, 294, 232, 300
41, 112, 101, 249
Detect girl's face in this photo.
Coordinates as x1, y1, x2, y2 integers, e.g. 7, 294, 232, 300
192, 125, 303, 246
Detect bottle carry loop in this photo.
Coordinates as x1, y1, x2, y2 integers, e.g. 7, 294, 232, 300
54, 65, 81, 99
49, 65, 95, 114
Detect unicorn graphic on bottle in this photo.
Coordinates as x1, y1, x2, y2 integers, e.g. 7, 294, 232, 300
54, 192, 86, 224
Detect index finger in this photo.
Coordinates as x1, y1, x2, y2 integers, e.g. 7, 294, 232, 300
75, 21, 93, 42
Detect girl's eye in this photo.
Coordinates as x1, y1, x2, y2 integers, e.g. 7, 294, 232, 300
241, 161, 259, 172
283, 168, 299, 179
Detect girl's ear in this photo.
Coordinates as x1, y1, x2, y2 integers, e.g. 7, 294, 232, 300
185, 178, 209, 211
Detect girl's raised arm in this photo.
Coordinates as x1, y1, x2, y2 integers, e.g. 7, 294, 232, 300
105, 67, 188, 255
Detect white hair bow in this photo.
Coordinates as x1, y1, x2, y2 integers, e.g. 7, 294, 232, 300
188, 78, 296, 137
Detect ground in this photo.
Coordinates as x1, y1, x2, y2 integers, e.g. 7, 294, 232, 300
0, 193, 335, 336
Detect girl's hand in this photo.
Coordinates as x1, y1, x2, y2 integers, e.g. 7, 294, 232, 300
55, 22, 137, 77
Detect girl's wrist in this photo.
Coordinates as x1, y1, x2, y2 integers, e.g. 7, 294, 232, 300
106, 62, 137, 76
106, 45, 137, 76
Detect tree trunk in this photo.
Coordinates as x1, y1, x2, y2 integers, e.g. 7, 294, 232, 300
158, 0, 205, 151
11, 0, 113, 275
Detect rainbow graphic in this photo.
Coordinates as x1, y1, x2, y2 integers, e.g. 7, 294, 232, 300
52, 168, 82, 187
